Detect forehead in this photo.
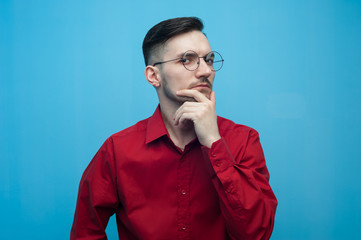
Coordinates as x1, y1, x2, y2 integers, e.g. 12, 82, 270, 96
163, 31, 212, 57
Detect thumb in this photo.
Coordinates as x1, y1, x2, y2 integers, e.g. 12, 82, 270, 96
210, 91, 216, 105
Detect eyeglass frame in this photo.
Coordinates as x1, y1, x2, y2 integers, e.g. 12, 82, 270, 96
152, 50, 224, 72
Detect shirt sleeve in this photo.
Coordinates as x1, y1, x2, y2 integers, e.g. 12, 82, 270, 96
201, 128, 278, 240
70, 137, 119, 240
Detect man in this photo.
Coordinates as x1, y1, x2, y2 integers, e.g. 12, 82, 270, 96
71, 17, 277, 240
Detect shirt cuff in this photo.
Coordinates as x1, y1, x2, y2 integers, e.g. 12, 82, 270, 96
201, 137, 235, 173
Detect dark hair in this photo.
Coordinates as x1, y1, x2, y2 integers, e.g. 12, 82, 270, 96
142, 17, 204, 66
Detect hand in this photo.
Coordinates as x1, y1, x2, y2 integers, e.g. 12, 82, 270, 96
174, 90, 221, 148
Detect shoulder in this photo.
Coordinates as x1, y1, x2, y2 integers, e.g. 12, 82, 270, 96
216, 116, 264, 162
217, 116, 259, 137
105, 117, 150, 145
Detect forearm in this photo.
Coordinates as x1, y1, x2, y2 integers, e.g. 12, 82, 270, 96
202, 136, 277, 239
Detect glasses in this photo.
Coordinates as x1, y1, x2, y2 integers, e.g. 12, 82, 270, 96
153, 50, 224, 72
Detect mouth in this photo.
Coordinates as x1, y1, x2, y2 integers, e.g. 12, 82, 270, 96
184, 79, 213, 100
190, 83, 211, 90
189, 78, 212, 90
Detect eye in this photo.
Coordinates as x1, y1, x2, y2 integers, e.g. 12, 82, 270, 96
205, 53, 215, 64
205, 58, 214, 64
180, 51, 200, 70
182, 54, 197, 65
205, 57, 214, 65
181, 58, 190, 64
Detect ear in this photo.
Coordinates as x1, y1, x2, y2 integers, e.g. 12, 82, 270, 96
144, 65, 161, 88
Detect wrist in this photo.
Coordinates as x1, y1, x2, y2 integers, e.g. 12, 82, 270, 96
204, 135, 221, 148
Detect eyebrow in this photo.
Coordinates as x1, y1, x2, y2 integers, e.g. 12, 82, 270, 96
174, 52, 186, 58
175, 50, 196, 56
173, 50, 212, 58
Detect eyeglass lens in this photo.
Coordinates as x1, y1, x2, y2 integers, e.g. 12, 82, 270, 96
182, 50, 223, 72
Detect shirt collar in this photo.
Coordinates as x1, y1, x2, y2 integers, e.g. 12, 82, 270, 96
145, 105, 169, 144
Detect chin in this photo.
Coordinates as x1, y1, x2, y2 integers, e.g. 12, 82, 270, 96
199, 89, 211, 98
200, 91, 211, 100
204, 92, 211, 99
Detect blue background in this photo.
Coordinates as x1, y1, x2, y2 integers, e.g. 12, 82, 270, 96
1, 0, 360, 239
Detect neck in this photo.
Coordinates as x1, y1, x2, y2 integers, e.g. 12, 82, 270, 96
159, 101, 196, 150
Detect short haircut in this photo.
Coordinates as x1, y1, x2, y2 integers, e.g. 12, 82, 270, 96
142, 17, 204, 66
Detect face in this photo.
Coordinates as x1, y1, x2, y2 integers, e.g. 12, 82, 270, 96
156, 31, 215, 104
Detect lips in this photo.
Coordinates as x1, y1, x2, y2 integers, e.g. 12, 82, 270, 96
191, 83, 210, 89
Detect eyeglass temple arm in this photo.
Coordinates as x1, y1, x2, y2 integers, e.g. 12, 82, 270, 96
153, 57, 182, 66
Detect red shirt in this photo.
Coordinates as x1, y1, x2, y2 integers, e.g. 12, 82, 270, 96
71, 106, 277, 240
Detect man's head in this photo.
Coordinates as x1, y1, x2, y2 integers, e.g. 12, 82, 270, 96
143, 17, 217, 105
142, 17, 204, 66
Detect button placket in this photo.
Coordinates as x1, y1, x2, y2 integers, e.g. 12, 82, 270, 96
177, 152, 191, 238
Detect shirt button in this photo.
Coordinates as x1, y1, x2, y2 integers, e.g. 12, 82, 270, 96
182, 225, 187, 230
181, 190, 186, 195
226, 185, 233, 193
216, 162, 221, 167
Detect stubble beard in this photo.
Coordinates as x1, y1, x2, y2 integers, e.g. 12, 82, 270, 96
163, 77, 213, 105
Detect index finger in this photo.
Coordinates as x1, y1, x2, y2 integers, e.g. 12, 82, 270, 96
176, 89, 209, 102
210, 91, 216, 104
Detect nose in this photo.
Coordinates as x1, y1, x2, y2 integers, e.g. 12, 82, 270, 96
195, 58, 213, 78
